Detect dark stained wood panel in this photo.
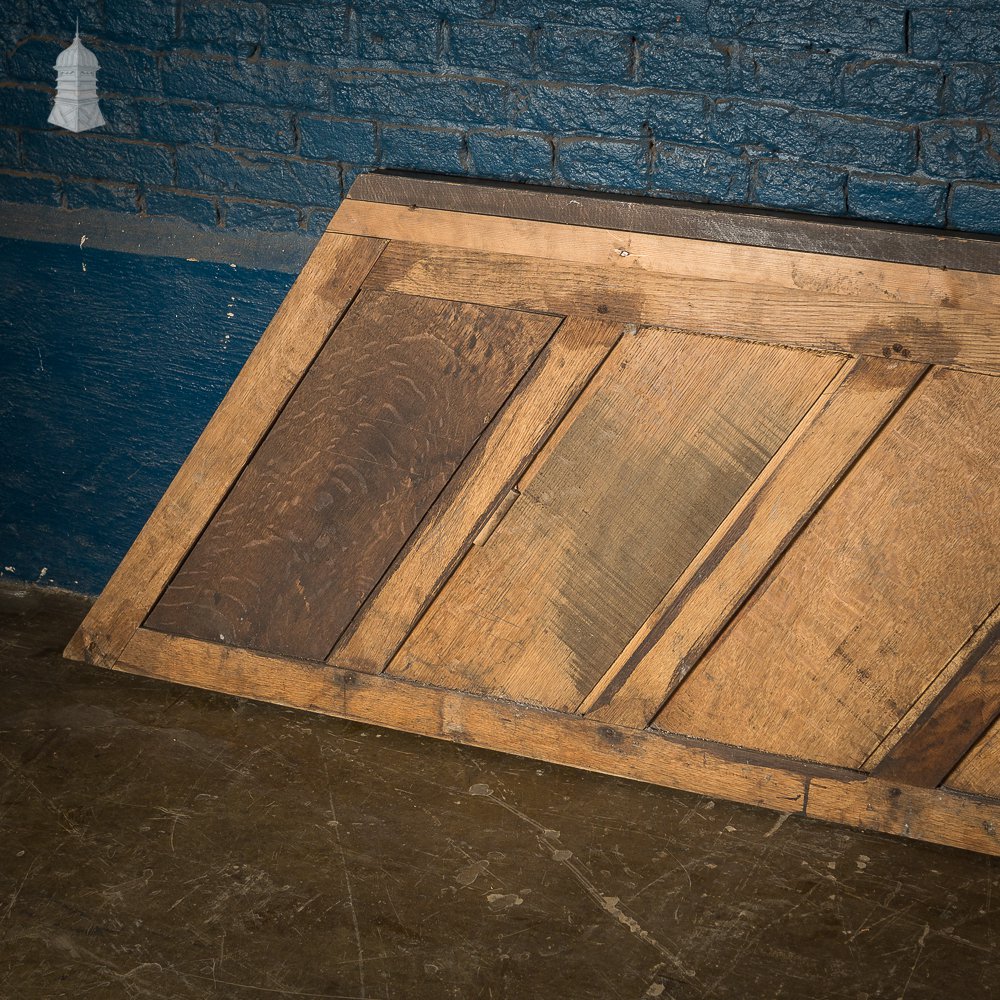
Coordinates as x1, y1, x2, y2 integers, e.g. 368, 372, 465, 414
146, 290, 560, 660
947, 716, 1000, 799
655, 368, 1000, 769
387, 329, 842, 711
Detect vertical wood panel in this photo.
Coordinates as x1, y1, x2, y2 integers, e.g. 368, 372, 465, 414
388, 330, 841, 711
146, 290, 560, 661
655, 368, 1000, 769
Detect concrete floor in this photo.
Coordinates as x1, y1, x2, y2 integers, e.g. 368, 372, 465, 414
0, 584, 997, 999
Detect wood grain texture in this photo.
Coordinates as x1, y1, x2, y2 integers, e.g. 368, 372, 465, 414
388, 329, 841, 711
332, 201, 1000, 311
115, 627, 1000, 856
946, 717, 1000, 799
363, 242, 1000, 373
584, 355, 927, 727
330, 315, 624, 673
874, 605, 1000, 787
806, 778, 1000, 856
146, 290, 559, 661
64, 231, 387, 668
655, 367, 1000, 769
347, 172, 1000, 275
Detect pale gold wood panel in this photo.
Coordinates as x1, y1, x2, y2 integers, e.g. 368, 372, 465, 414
655, 368, 1000, 769
388, 329, 842, 711
365, 242, 1000, 373
332, 201, 1000, 310
946, 717, 1000, 799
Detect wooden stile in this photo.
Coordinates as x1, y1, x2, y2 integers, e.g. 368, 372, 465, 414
67, 174, 1000, 857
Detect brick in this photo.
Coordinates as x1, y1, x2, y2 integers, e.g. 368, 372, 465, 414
218, 108, 296, 154
182, 2, 265, 48
225, 199, 302, 232
330, 71, 506, 128
307, 207, 337, 234
63, 179, 139, 212
493, 0, 707, 35
714, 100, 917, 173
557, 138, 648, 191
380, 125, 466, 172
753, 159, 846, 215
921, 123, 1000, 181
0, 128, 18, 167
536, 26, 631, 85
17, 0, 102, 36
176, 145, 341, 203
145, 189, 219, 226
468, 130, 552, 182
449, 20, 533, 78
733, 44, 841, 107
0, 86, 53, 128
652, 142, 749, 202
0, 170, 59, 205
89, 44, 159, 96
95, 98, 142, 137
847, 173, 947, 226
264, 2, 353, 63
133, 101, 217, 144
341, 165, 366, 196
163, 55, 331, 111
841, 60, 942, 120
942, 64, 1000, 119
708, 1, 904, 53
515, 83, 711, 144
949, 181, 1000, 234
640, 37, 729, 93
7, 39, 62, 85
299, 117, 377, 161
22, 132, 175, 185
909, 8, 1000, 62
103, 0, 176, 46
358, 7, 440, 66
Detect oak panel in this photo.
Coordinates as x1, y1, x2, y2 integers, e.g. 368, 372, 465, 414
655, 368, 1000, 769
147, 290, 559, 660
388, 329, 841, 711
947, 717, 1000, 799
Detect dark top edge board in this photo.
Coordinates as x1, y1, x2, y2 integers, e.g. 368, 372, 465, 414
347, 171, 1000, 275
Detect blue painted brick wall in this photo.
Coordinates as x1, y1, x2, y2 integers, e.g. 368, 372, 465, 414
2, 2, 1000, 233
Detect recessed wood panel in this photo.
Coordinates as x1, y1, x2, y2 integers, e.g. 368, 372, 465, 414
387, 329, 841, 711
146, 290, 560, 660
947, 716, 1000, 799
655, 368, 1000, 769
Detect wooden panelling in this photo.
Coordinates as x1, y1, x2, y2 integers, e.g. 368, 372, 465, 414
387, 330, 841, 711
331, 315, 624, 672
655, 368, 1000, 769
364, 242, 1000, 373
147, 290, 559, 660
347, 172, 1000, 275
66, 231, 388, 667
115, 627, 1000, 857
874, 605, 1000, 787
584, 355, 927, 727
946, 718, 1000, 799
333, 201, 1000, 310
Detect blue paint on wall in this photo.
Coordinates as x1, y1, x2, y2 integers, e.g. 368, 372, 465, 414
1, 1, 999, 232
0, 237, 292, 592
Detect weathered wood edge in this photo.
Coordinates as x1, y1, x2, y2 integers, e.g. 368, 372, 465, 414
63, 233, 389, 668
347, 171, 1000, 275
110, 627, 1000, 857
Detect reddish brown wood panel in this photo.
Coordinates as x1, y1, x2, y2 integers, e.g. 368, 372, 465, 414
146, 290, 560, 660
387, 329, 842, 711
655, 367, 1000, 769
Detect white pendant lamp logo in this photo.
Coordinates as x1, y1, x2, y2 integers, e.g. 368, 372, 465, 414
48, 20, 106, 133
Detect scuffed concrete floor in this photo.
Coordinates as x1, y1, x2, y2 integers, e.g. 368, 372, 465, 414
0, 584, 997, 1000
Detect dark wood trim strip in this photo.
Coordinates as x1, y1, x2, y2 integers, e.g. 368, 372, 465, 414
347, 172, 1000, 275
112, 627, 1000, 857
874, 604, 1000, 787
